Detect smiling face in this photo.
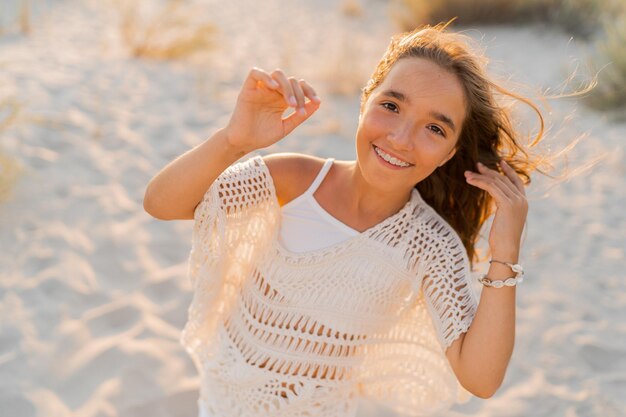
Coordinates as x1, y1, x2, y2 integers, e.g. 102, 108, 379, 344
356, 57, 467, 194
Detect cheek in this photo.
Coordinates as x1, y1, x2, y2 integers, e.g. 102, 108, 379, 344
366, 110, 388, 129
358, 112, 389, 142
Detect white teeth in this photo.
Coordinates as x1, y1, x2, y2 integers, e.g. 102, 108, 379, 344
374, 146, 410, 167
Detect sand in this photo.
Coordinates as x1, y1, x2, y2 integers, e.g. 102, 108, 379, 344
0, 0, 625, 416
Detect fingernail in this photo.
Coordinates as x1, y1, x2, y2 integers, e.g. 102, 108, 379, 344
477, 162, 483, 167
298, 107, 307, 116
289, 96, 297, 107
312, 95, 320, 103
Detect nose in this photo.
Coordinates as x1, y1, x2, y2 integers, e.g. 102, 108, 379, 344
386, 125, 413, 150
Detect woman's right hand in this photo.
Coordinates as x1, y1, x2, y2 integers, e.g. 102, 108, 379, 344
224, 67, 321, 153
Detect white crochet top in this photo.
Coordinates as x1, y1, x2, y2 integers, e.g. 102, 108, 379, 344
180, 155, 480, 417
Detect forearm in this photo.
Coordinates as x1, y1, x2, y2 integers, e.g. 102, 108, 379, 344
457, 251, 518, 398
143, 127, 248, 220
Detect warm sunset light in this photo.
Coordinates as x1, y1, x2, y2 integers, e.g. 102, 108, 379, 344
0, 1, 624, 417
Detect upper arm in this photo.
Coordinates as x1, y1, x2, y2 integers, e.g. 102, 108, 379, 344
262, 153, 322, 207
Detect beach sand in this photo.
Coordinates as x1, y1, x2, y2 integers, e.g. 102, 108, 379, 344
0, 0, 625, 416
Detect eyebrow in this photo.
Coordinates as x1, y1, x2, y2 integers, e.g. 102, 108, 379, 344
381, 89, 458, 133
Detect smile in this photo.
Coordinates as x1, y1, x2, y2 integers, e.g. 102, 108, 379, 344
372, 145, 413, 168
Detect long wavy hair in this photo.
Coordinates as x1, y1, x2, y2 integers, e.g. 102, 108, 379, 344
361, 21, 553, 267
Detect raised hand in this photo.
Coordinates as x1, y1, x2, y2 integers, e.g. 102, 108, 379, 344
224, 67, 321, 153
464, 160, 528, 260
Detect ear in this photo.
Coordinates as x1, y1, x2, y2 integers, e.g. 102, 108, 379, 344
438, 147, 457, 167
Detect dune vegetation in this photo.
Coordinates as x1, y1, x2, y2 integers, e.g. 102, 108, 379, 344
0, 97, 22, 203
391, 0, 626, 115
113, 0, 216, 60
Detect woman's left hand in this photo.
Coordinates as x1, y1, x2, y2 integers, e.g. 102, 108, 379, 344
464, 160, 528, 259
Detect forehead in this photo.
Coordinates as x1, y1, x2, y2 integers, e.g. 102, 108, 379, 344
376, 57, 467, 119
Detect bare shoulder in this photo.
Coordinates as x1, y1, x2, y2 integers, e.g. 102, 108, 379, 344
262, 153, 325, 206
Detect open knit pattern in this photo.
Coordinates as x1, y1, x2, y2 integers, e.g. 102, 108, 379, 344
180, 155, 480, 417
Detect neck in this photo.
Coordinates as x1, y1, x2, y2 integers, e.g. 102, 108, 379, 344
343, 161, 413, 221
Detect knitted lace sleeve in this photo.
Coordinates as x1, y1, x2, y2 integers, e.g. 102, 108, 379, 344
180, 155, 280, 361
420, 213, 479, 351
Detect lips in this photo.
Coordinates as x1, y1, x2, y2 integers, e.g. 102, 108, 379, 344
372, 144, 413, 168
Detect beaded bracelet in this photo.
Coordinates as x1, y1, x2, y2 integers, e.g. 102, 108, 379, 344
478, 260, 525, 288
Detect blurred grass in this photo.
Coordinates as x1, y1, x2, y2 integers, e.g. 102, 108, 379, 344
584, 14, 626, 116
391, 0, 626, 114
0, 0, 31, 36
341, 0, 364, 18
113, 0, 216, 60
0, 97, 23, 203
19, 0, 31, 34
391, 0, 612, 38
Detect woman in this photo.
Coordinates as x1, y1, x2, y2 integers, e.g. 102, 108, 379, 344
144, 22, 535, 417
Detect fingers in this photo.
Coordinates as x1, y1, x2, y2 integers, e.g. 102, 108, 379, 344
242, 66, 321, 137
499, 160, 526, 195
464, 161, 525, 205
273, 70, 319, 113
281, 82, 321, 135
465, 169, 512, 204
245, 67, 280, 91
251, 67, 320, 111
289, 78, 321, 116
300, 80, 320, 104
476, 162, 519, 199
271, 69, 298, 108
289, 78, 307, 116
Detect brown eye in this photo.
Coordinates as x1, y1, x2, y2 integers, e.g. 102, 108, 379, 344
428, 125, 445, 137
381, 102, 398, 113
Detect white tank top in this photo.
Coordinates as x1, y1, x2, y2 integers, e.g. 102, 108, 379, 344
278, 158, 359, 253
